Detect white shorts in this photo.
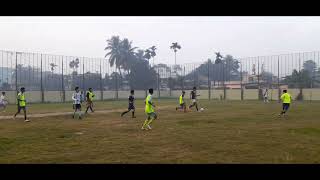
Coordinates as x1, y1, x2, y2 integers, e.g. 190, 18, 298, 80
192, 99, 197, 103
0, 101, 7, 107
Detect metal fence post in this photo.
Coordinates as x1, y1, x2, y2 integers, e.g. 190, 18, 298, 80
208, 60, 211, 100
240, 62, 243, 100
82, 59, 85, 91
277, 56, 280, 102
61, 56, 65, 103
100, 61, 103, 101
40, 54, 44, 103
15, 52, 18, 95
157, 68, 160, 98
169, 67, 172, 97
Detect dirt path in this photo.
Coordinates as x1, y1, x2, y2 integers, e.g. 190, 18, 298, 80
0, 105, 174, 120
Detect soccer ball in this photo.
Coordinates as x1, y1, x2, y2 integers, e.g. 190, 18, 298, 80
200, 108, 204, 112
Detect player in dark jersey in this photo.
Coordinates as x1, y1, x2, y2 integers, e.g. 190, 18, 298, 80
189, 86, 200, 111
121, 90, 136, 118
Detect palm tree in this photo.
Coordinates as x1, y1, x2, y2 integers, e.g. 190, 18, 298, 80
105, 36, 136, 77
69, 58, 80, 89
170, 42, 181, 65
149, 46, 157, 66
105, 36, 122, 74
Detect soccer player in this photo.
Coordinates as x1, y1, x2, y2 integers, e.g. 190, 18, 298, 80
142, 88, 157, 130
0, 92, 8, 112
72, 87, 83, 119
263, 88, 269, 103
13, 87, 29, 122
279, 89, 292, 117
121, 90, 136, 118
189, 87, 200, 112
85, 88, 95, 114
176, 91, 186, 112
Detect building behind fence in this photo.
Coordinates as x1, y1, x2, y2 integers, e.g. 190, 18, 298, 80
1, 50, 320, 104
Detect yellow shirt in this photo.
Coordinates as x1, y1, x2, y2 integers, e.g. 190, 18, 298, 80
179, 95, 184, 104
280, 93, 291, 104
88, 91, 94, 101
17, 92, 26, 107
145, 94, 154, 113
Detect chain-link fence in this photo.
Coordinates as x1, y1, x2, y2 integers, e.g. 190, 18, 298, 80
1, 50, 320, 104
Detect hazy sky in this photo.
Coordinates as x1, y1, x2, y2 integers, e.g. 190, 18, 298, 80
1, 16, 320, 65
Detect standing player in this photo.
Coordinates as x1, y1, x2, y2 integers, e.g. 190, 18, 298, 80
13, 87, 29, 122
142, 88, 157, 130
0, 92, 8, 112
189, 87, 200, 112
263, 88, 269, 103
279, 89, 292, 117
176, 91, 186, 112
72, 87, 83, 119
121, 90, 136, 118
85, 88, 95, 114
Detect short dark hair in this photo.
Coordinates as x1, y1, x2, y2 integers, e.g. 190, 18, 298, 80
75, 87, 79, 90
283, 89, 287, 93
193, 86, 196, 90
130, 90, 134, 94
149, 88, 153, 94
182, 91, 185, 94
1, 92, 5, 95
89, 88, 92, 90
21, 87, 25, 91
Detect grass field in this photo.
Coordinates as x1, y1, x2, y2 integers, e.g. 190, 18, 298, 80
1, 99, 320, 163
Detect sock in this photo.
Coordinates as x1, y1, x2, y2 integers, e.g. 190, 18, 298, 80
132, 111, 135, 117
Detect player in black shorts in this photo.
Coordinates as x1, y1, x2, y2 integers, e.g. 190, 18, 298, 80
189, 86, 200, 111
121, 90, 136, 118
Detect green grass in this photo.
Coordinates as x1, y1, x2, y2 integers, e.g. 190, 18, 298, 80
1, 100, 320, 163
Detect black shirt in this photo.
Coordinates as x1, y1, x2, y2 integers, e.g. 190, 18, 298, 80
129, 95, 134, 104
191, 90, 196, 99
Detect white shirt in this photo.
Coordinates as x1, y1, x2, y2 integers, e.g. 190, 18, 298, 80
0, 95, 6, 103
72, 92, 82, 104
264, 90, 268, 97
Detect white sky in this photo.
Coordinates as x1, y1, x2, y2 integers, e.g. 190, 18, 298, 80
1, 16, 320, 65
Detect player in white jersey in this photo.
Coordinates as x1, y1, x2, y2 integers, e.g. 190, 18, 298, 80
0, 92, 8, 112
72, 87, 83, 119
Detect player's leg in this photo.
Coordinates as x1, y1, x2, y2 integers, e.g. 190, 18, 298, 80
183, 103, 187, 112
85, 102, 90, 114
147, 112, 157, 129
142, 114, 150, 130
23, 107, 29, 122
14, 106, 21, 118
73, 104, 77, 119
90, 102, 94, 112
121, 109, 130, 117
195, 102, 199, 111
78, 105, 82, 119
131, 108, 136, 118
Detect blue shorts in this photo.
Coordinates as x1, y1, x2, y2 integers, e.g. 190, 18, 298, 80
283, 103, 290, 111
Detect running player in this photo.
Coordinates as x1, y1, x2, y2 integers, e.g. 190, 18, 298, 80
189, 87, 200, 111
13, 87, 29, 122
85, 88, 95, 114
279, 89, 292, 117
176, 91, 186, 112
121, 90, 136, 118
72, 87, 83, 119
0, 92, 8, 112
142, 88, 157, 130
263, 88, 269, 103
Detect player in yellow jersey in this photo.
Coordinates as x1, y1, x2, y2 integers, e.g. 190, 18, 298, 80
279, 89, 292, 117
85, 88, 95, 114
142, 88, 157, 130
176, 91, 186, 112
13, 87, 29, 122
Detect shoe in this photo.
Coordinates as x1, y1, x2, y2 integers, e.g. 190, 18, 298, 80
147, 125, 152, 130
25, 119, 30, 122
